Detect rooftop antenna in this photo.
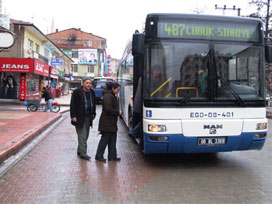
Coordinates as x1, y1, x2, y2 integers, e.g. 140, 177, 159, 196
215, 4, 241, 16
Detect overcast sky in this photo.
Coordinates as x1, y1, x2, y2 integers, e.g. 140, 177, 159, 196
3, 0, 257, 59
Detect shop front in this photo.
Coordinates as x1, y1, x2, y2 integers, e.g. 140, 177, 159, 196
49, 66, 59, 98
0, 58, 49, 101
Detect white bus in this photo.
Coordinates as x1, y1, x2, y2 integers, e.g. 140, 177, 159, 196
118, 13, 272, 154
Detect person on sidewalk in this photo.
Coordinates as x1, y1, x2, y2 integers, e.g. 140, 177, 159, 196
70, 77, 96, 161
41, 87, 53, 112
95, 82, 122, 163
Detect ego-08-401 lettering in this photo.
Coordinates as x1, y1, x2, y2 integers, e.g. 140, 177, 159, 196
190, 112, 234, 118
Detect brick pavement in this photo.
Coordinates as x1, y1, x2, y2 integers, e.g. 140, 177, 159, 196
0, 110, 163, 203
0, 93, 70, 163
0, 111, 61, 163
0, 102, 271, 203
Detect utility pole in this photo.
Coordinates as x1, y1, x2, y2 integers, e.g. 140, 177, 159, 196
215, 4, 241, 16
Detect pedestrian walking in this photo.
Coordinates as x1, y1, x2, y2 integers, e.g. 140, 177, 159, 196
70, 77, 96, 160
95, 82, 122, 163
41, 87, 53, 112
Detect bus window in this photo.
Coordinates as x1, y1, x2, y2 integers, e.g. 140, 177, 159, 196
215, 44, 262, 100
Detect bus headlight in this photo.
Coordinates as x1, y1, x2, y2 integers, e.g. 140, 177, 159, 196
148, 124, 167, 132
256, 123, 267, 130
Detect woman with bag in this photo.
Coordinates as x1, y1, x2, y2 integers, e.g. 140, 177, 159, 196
95, 82, 122, 163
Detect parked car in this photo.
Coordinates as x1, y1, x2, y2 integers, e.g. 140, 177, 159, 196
92, 77, 114, 103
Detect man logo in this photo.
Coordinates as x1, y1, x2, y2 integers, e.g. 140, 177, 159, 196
203, 124, 223, 134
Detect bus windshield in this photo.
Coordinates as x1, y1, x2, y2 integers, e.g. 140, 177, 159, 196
144, 41, 264, 106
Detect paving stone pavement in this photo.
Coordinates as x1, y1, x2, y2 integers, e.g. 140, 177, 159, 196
0, 106, 271, 204
0, 107, 163, 204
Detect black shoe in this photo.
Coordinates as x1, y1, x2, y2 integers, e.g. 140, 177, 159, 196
79, 154, 91, 160
95, 157, 106, 163
108, 157, 121, 161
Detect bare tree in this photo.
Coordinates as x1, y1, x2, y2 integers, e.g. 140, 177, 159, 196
249, 0, 271, 38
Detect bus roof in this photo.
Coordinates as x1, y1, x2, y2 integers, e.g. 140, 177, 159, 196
146, 13, 263, 24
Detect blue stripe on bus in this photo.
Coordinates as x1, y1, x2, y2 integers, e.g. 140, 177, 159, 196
143, 132, 266, 154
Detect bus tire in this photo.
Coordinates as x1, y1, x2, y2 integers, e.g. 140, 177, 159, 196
139, 137, 144, 150
128, 110, 133, 131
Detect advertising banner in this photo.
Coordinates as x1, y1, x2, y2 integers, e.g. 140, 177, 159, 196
0, 58, 34, 73
19, 73, 27, 100
78, 49, 97, 65
34, 60, 49, 77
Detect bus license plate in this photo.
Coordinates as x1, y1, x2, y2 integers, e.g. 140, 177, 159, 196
198, 137, 226, 146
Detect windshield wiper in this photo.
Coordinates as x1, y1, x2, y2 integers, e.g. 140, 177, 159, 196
179, 76, 212, 106
219, 78, 246, 107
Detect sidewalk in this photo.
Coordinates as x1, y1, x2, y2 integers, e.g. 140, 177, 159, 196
0, 94, 71, 164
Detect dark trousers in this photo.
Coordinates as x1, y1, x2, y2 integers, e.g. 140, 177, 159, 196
75, 116, 91, 155
96, 132, 117, 159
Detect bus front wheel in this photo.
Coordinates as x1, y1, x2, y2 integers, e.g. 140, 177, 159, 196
128, 110, 133, 131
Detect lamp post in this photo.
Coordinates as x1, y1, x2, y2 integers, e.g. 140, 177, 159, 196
215, 4, 241, 16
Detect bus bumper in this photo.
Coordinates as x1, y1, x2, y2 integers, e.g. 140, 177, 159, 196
143, 132, 266, 154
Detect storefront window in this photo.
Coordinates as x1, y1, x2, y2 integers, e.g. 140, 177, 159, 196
27, 74, 39, 92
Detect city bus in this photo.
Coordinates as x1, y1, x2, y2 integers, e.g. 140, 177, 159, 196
117, 13, 272, 154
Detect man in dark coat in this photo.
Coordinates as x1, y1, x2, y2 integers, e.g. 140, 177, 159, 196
70, 77, 96, 160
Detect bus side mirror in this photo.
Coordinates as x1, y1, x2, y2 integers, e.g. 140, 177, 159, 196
132, 33, 145, 56
265, 45, 272, 63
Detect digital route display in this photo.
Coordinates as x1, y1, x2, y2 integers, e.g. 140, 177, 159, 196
157, 20, 260, 42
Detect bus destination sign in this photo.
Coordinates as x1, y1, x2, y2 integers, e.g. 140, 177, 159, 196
157, 21, 259, 42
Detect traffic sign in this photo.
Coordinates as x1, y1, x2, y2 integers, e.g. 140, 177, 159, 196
0, 31, 15, 49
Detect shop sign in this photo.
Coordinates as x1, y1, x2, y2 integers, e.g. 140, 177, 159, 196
50, 66, 59, 79
51, 59, 63, 67
0, 58, 34, 73
19, 74, 27, 100
34, 60, 49, 77
58, 70, 64, 77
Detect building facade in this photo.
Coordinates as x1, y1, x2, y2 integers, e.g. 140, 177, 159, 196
0, 19, 73, 101
47, 28, 107, 88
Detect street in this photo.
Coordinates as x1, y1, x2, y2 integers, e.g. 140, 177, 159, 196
0, 105, 271, 204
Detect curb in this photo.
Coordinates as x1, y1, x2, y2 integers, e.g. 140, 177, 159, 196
0, 113, 62, 164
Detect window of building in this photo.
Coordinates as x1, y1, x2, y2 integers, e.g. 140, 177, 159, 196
27, 39, 33, 54
34, 43, 39, 53
88, 40, 92, 47
72, 64, 78, 72
44, 48, 50, 58
87, 65, 94, 73
72, 50, 78, 58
